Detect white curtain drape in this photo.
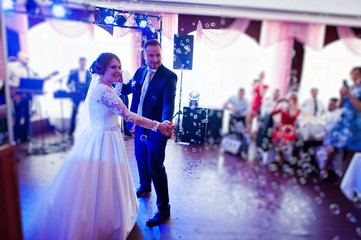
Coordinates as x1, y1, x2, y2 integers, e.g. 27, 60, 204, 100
337, 26, 361, 56
196, 18, 250, 49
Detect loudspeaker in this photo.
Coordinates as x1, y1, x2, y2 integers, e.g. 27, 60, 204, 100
206, 109, 223, 142
181, 107, 206, 144
173, 34, 194, 70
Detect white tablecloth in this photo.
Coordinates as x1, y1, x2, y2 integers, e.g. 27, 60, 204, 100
341, 153, 361, 200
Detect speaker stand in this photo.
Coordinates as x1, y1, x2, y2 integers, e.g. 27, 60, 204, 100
172, 68, 183, 142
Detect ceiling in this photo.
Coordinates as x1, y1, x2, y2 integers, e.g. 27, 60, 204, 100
83, 0, 361, 27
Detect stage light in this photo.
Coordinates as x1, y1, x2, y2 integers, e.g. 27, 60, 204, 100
115, 15, 127, 26
104, 15, 115, 24
51, 3, 66, 18
139, 20, 148, 28
2, 0, 14, 10
138, 19, 148, 28
135, 15, 148, 28
189, 91, 200, 107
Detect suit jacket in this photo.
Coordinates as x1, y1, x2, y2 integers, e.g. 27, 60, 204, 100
67, 68, 92, 87
122, 64, 177, 142
67, 69, 92, 101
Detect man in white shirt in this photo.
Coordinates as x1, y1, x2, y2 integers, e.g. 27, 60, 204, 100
223, 88, 250, 134
299, 88, 327, 141
301, 88, 326, 118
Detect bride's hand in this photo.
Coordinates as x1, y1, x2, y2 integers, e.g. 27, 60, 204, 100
117, 72, 123, 84
158, 121, 175, 137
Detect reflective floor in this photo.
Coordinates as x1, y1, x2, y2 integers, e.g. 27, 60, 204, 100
17, 136, 361, 240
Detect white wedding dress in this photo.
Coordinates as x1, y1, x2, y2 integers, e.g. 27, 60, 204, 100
25, 75, 159, 240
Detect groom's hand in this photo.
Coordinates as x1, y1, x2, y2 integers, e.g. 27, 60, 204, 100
162, 120, 175, 138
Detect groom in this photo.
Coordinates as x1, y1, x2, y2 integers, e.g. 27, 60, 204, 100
121, 39, 177, 226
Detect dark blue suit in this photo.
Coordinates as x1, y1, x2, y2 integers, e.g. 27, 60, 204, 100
122, 64, 177, 211
67, 69, 91, 135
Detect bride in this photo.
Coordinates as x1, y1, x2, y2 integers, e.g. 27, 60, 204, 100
25, 52, 175, 240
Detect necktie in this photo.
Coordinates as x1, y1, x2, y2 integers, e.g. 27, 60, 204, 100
314, 98, 318, 116
138, 70, 154, 116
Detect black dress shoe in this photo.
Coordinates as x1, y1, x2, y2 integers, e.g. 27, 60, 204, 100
136, 187, 151, 197
146, 210, 170, 227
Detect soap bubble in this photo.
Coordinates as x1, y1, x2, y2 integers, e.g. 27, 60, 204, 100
346, 212, 357, 223
140, 134, 147, 142
329, 203, 341, 215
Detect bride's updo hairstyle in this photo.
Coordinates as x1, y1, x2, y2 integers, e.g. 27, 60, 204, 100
89, 52, 120, 75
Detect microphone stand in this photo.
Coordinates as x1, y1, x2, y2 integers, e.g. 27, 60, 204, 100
53, 75, 71, 151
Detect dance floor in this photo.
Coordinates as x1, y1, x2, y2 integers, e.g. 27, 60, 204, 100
17, 135, 361, 240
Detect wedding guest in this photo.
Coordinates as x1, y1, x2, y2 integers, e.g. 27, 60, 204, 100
223, 87, 249, 134
271, 92, 300, 166
246, 71, 268, 133
320, 67, 361, 180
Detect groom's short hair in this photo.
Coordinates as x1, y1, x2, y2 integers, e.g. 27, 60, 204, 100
144, 39, 162, 50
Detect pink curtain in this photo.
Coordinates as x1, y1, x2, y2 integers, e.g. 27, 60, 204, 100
273, 39, 294, 96
261, 20, 326, 96
130, 30, 143, 74
196, 18, 251, 49
161, 13, 178, 40
337, 26, 361, 56
261, 21, 325, 51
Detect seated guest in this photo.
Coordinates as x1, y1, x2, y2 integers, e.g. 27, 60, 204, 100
315, 98, 341, 140
320, 67, 361, 180
296, 98, 342, 169
312, 98, 343, 173
223, 88, 249, 134
260, 89, 281, 118
271, 92, 300, 166
256, 89, 281, 150
301, 88, 326, 118
299, 88, 327, 141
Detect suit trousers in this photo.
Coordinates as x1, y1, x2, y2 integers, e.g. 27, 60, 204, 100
14, 98, 30, 143
69, 99, 81, 135
134, 127, 170, 211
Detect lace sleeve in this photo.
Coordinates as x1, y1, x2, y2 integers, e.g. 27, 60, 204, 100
113, 82, 122, 96
97, 84, 160, 131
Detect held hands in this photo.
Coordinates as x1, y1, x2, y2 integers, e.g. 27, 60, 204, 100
158, 120, 176, 138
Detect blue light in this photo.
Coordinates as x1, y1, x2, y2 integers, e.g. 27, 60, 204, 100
138, 19, 148, 28
2, 0, 14, 10
51, 4, 66, 18
104, 15, 115, 24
